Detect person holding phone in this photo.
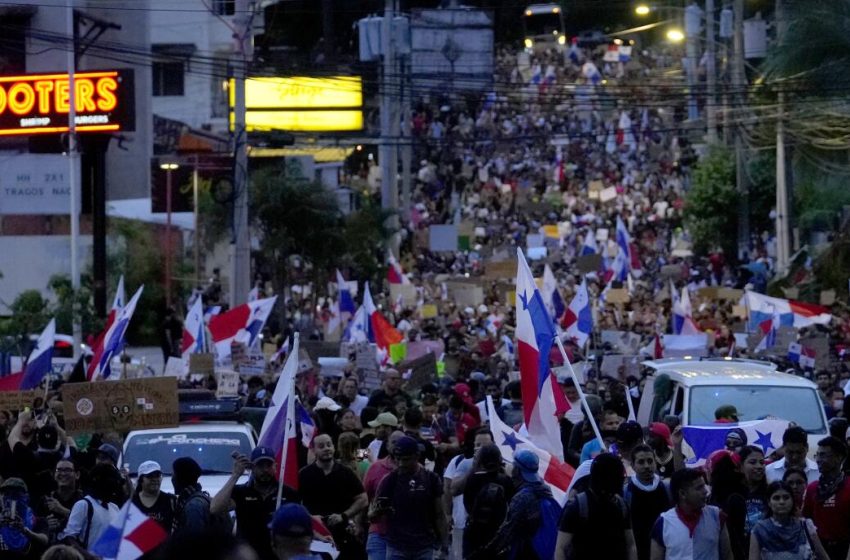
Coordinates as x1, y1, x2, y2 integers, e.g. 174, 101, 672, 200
0, 477, 49, 558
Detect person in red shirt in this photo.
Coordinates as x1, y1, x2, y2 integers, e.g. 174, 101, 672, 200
802, 436, 850, 560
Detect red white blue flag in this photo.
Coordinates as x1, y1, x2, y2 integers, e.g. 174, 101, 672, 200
86, 276, 125, 381
515, 249, 570, 459
562, 279, 592, 347
90, 286, 144, 381
209, 296, 277, 362
91, 501, 167, 560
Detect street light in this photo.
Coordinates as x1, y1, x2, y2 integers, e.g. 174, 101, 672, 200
160, 162, 179, 308
635, 4, 651, 16
666, 28, 685, 42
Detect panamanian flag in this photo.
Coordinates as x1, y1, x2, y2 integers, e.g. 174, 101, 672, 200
681, 420, 789, 467
91, 501, 167, 560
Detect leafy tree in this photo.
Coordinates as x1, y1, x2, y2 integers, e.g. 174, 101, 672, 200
0, 290, 50, 355
684, 145, 738, 256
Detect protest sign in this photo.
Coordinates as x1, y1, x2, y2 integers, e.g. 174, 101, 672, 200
664, 334, 709, 358
390, 283, 417, 307
606, 288, 630, 304
400, 352, 438, 394
660, 265, 682, 280
821, 290, 836, 306
420, 304, 438, 319
0, 390, 41, 413
61, 377, 179, 434
799, 334, 830, 366
238, 351, 267, 376
484, 259, 516, 280
407, 340, 445, 361
600, 186, 618, 203
301, 341, 341, 362
577, 254, 603, 274
164, 357, 187, 378
216, 370, 240, 398
526, 234, 544, 248
601, 330, 642, 354
600, 355, 641, 381
188, 353, 215, 376
429, 225, 458, 252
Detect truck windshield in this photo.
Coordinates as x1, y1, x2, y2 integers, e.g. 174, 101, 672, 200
525, 12, 562, 37
123, 431, 253, 475
689, 385, 826, 433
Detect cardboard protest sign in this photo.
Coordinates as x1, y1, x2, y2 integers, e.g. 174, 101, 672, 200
216, 370, 240, 398
577, 254, 603, 274
600, 186, 618, 203
61, 377, 179, 434
188, 353, 215, 376
660, 265, 682, 280
606, 289, 630, 304
164, 357, 187, 378
600, 355, 641, 381
407, 340, 445, 361
301, 341, 341, 362
341, 342, 381, 392
451, 285, 484, 308
484, 260, 516, 280
238, 351, 267, 375
821, 290, 836, 306
0, 390, 41, 413
420, 304, 438, 319
400, 352, 438, 394
390, 283, 417, 307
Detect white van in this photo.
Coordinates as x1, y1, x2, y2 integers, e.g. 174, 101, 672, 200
637, 358, 829, 452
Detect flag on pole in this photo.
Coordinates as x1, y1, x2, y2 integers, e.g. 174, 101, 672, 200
561, 279, 592, 347
209, 296, 278, 362
745, 291, 831, 330
603, 247, 628, 284
91, 501, 167, 560
387, 255, 410, 285
755, 308, 780, 353
541, 265, 566, 323
90, 287, 144, 381
616, 216, 632, 271
580, 230, 597, 256
336, 270, 356, 316
247, 286, 260, 302
515, 249, 571, 460
181, 297, 206, 359
86, 276, 125, 381
0, 319, 56, 391
487, 397, 574, 504
295, 398, 316, 448
362, 282, 404, 353
258, 334, 300, 490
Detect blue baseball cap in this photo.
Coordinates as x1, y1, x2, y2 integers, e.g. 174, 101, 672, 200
251, 446, 275, 464
269, 503, 313, 538
513, 449, 540, 482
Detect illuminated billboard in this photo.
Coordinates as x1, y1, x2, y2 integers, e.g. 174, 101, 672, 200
0, 70, 135, 136
230, 76, 363, 132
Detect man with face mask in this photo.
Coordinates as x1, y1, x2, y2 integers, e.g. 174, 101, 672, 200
211, 446, 299, 560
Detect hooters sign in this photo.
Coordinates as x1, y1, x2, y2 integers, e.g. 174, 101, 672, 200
0, 69, 134, 135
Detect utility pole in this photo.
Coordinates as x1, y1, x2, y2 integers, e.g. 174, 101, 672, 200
67, 0, 81, 359
684, 3, 701, 121
774, 0, 790, 272
400, 55, 412, 223
733, 0, 750, 260
705, 0, 717, 142
380, 0, 400, 257
231, 0, 253, 308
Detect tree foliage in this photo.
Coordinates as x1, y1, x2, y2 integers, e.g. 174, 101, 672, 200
684, 145, 738, 256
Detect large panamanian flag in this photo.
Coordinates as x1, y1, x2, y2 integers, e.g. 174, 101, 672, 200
91, 501, 167, 560
515, 249, 570, 460
208, 296, 277, 361
90, 286, 144, 381
257, 333, 301, 489
487, 397, 574, 504
745, 291, 831, 330
86, 276, 125, 381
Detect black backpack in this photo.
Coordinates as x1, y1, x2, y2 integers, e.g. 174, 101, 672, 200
470, 482, 507, 527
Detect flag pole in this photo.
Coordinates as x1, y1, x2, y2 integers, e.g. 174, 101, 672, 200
276, 332, 299, 510
554, 334, 607, 451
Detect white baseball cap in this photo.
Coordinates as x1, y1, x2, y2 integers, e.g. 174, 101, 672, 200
138, 461, 162, 476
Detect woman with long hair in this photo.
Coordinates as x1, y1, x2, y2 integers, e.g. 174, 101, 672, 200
782, 467, 808, 515
337, 431, 369, 480
749, 481, 829, 560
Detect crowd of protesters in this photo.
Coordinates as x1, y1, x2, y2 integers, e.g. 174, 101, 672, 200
4, 34, 850, 560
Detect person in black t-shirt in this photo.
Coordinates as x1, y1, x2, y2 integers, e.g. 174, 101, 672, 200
299, 434, 367, 559
35, 459, 83, 543
131, 461, 175, 534
623, 445, 671, 560
210, 446, 299, 560
462, 443, 514, 558
556, 453, 638, 560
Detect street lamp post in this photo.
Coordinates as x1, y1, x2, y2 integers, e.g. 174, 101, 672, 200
161, 162, 179, 308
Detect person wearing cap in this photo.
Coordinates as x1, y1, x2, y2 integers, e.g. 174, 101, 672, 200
94, 442, 133, 505
171, 457, 210, 535
556, 453, 638, 560
714, 405, 739, 423
298, 434, 367, 559
367, 369, 412, 413
131, 460, 174, 535
365, 412, 399, 463
374, 435, 446, 560
211, 447, 299, 560
445, 428, 495, 560
475, 449, 556, 559
0, 477, 48, 556
647, 422, 675, 479
269, 503, 321, 560
461, 443, 514, 558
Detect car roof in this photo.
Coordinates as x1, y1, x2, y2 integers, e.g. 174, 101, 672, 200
125, 422, 255, 437
642, 358, 817, 388
526, 3, 560, 14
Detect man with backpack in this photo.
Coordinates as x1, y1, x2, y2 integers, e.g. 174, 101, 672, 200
59, 463, 122, 554
461, 443, 513, 558
555, 453, 638, 560
171, 457, 210, 535
623, 444, 672, 560
473, 449, 561, 560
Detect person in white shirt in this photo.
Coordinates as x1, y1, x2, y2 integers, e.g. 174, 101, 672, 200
476, 379, 510, 421
765, 426, 820, 484
59, 463, 121, 552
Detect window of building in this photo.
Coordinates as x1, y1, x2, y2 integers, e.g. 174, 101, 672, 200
213, 0, 235, 16
153, 61, 185, 96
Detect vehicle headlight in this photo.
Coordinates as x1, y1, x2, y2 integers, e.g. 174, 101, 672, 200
558, 35, 567, 45
524, 38, 533, 49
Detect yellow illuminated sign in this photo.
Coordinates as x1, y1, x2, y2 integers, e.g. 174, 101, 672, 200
229, 76, 363, 132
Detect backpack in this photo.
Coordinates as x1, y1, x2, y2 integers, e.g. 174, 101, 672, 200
469, 482, 507, 527
194, 493, 234, 534
576, 491, 627, 521
512, 487, 562, 560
